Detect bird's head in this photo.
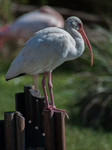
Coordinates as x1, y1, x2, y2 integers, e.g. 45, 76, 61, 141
65, 16, 93, 66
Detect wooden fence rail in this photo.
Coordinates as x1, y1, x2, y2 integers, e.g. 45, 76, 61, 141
0, 84, 66, 150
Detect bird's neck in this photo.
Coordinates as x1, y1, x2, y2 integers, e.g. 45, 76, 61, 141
74, 33, 85, 58
66, 27, 85, 59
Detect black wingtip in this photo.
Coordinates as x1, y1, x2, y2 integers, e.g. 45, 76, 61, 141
6, 78, 10, 81
5, 73, 26, 81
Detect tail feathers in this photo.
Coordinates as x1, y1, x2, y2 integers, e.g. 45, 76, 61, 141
5, 52, 26, 81
5, 73, 26, 81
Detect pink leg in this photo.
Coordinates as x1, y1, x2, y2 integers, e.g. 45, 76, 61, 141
48, 72, 55, 107
48, 72, 69, 119
42, 72, 49, 108
33, 74, 39, 89
42, 72, 55, 116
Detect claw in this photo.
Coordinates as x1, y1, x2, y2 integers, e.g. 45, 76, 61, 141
43, 106, 69, 119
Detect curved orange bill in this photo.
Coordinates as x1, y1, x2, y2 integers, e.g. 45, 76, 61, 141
78, 28, 93, 66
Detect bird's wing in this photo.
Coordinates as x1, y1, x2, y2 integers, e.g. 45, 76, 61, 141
5, 27, 74, 80
23, 27, 71, 46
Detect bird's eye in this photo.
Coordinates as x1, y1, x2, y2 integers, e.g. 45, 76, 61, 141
78, 22, 82, 28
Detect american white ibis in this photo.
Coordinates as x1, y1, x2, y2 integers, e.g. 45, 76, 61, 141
5, 16, 93, 118
0, 5, 64, 48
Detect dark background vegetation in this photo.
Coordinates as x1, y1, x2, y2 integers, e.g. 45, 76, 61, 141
12, 0, 112, 17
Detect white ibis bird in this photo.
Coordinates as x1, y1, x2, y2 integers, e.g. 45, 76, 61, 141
0, 5, 64, 48
5, 16, 93, 118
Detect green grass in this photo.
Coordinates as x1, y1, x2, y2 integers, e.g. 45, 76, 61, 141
66, 125, 112, 150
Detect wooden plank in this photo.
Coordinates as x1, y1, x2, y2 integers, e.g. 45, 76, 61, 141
38, 97, 45, 134
24, 84, 34, 121
54, 112, 66, 150
29, 89, 45, 147
36, 97, 45, 135
4, 111, 16, 150
15, 111, 25, 150
29, 89, 39, 127
15, 92, 25, 117
0, 120, 5, 150
24, 84, 35, 148
44, 110, 55, 150
35, 98, 45, 147
29, 90, 38, 148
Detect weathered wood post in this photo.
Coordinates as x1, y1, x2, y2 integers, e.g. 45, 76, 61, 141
54, 112, 66, 150
0, 84, 66, 150
0, 120, 5, 150
15, 84, 45, 149
24, 84, 35, 148
29, 89, 45, 148
44, 110, 66, 150
4, 111, 16, 150
15, 111, 25, 150
44, 110, 56, 150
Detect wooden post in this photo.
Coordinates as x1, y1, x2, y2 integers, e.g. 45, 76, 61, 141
37, 96, 45, 134
3, 84, 66, 150
24, 84, 34, 121
15, 85, 46, 149
4, 111, 16, 150
29, 89, 45, 147
15, 92, 25, 117
44, 110, 56, 150
0, 120, 5, 150
24, 84, 35, 148
44, 110, 66, 150
15, 111, 25, 150
36, 97, 45, 134
54, 112, 66, 150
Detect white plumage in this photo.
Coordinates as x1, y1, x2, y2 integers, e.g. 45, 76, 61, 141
5, 16, 93, 118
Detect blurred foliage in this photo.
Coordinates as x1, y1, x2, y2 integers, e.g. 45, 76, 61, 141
73, 25, 112, 131
0, 0, 13, 22
12, 0, 112, 17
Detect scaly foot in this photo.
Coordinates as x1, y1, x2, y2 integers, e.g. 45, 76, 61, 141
44, 106, 69, 119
